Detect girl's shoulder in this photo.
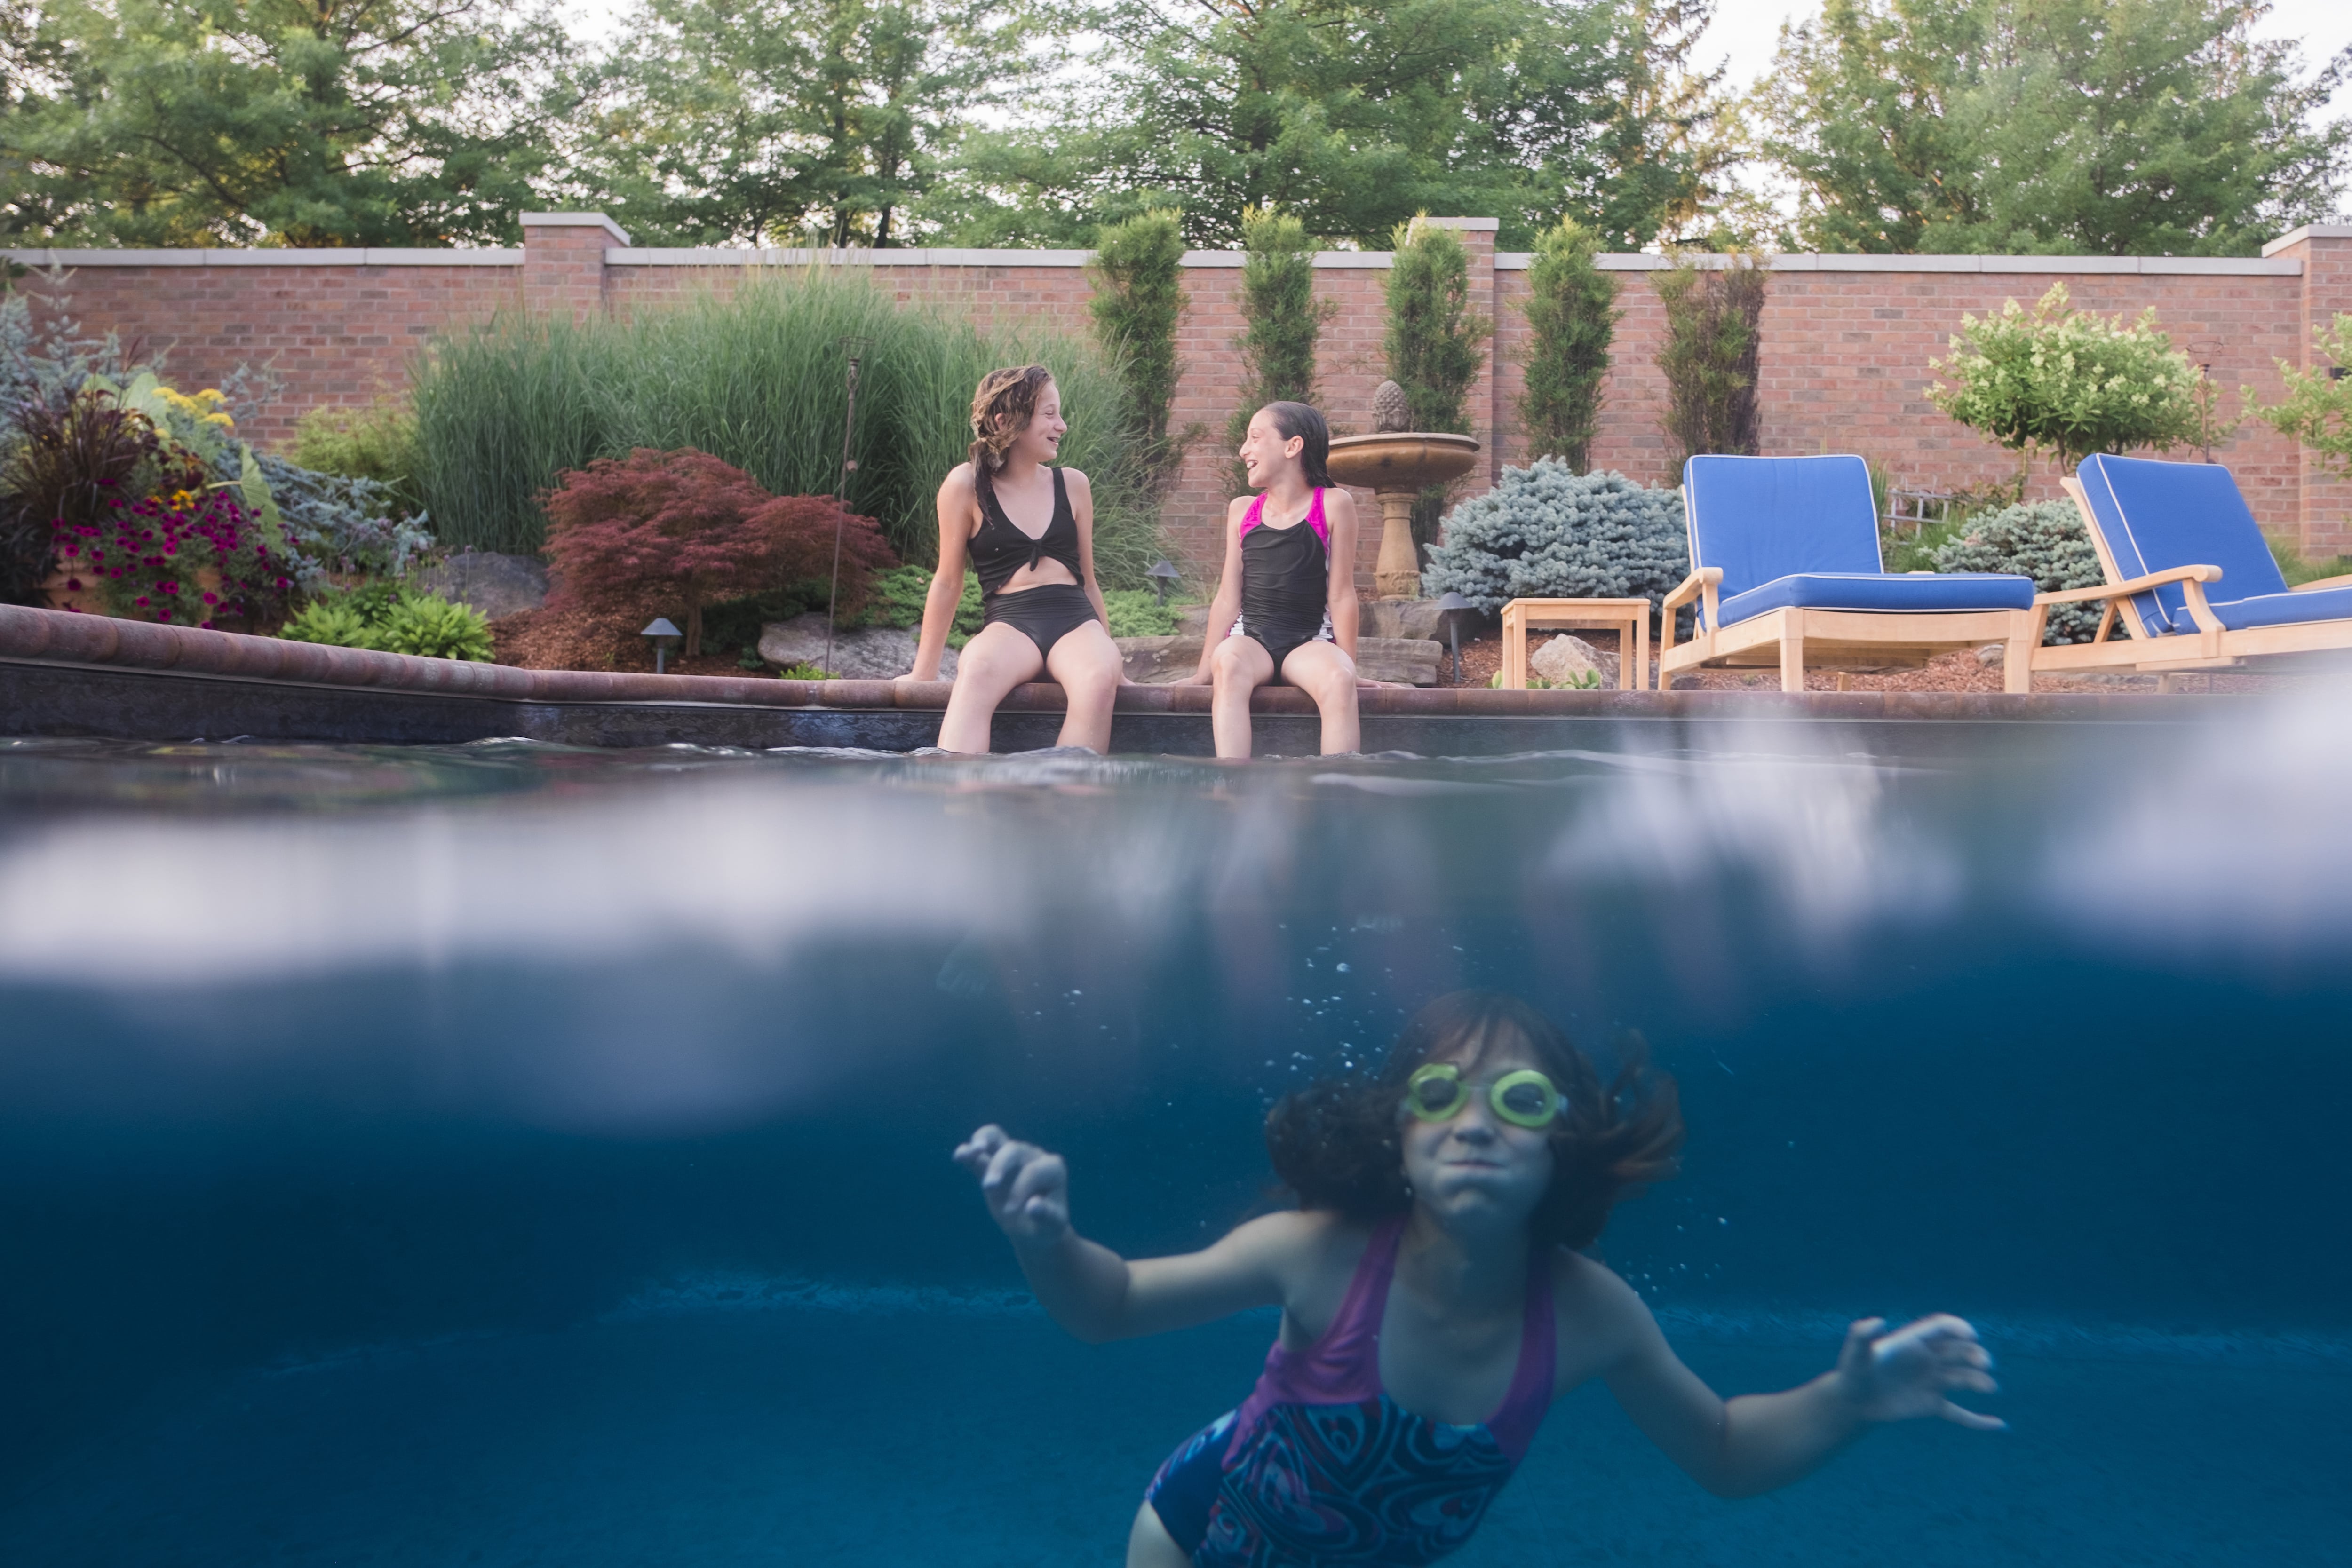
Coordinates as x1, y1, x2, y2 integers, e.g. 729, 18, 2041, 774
941, 461, 979, 497
1057, 465, 1091, 494
1546, 1246, 1656, 1343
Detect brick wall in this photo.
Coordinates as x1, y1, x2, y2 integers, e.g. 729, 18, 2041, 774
12, 217, 2349, 574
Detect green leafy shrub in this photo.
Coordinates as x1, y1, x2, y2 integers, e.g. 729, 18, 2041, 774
375, 592, 495, 660
1655, 254, 1766, 469
2248, 313, 2352, 480
1930, 283, 2202, 487
1102, 588, 1176, 638
279, 587, 492, 660
2268, 534, 2352, 587
1931, 500, 2105, 644
1089, 210, 1188, 485
776, 662, 834, 681
279, 598, 381, 649
292, 399, 422, 512
852, 563, 984, 646
412, 274, 1163, 585
1421, 460, 1688, 618
1518, 217, 1619, 473
256, 452, 431, 591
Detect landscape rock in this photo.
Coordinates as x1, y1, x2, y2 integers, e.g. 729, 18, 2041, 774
758, 612, 956, 680
1118, 635, 1200, 683
413, 551, 548, 620
1531, 634, 1618, 687
1362, 597, 1461, 641
1977, 643, 2006, 667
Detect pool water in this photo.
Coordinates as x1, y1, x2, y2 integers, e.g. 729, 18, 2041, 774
2, 717, 2348, 1566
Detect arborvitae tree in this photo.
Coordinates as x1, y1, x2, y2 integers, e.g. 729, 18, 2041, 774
1225, 206, 1331, 480
1384, 216, 1491, 553
1654, 254, 1765, 472
1517, 217, 1619, 473
1088, 209, 1188, 485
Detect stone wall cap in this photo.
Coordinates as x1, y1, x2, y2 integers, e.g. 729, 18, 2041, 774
2261, 224, 2352, 256
521, 211, 632, 245
1417, 216, 1501, 231
0, 247, 522, 268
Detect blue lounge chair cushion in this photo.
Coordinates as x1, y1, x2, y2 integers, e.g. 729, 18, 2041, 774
1685, 454, 2033, 630
1716, 571, 2037, 626
1684, 454, 1883, 605
2198, 584, 2352, 631
2075, 455, 2288, 634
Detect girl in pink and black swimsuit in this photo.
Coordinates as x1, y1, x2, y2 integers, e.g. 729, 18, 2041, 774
1184, 402, 1365, 759
958, 991, 2006, 1568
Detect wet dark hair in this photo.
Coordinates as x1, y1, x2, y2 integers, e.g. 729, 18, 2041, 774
1264, 990, 1683, 1251
1260, 401, 1332, 490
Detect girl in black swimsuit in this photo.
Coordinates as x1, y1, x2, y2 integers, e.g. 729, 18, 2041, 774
1184, 402, 1365, 758
903, 365, 1125, 754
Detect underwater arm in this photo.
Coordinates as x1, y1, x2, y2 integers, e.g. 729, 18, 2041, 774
954, 1125, 1292, 1343
1600, 1274, 2001, 1498
905, 470, 975, 682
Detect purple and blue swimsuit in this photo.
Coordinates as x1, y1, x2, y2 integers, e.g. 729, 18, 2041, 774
1145, 1216, 1558, 1567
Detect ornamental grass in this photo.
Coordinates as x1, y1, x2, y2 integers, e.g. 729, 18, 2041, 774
410, 271, 1163, 584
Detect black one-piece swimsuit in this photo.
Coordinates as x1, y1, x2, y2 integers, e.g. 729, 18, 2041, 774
969, 467, 1097, 657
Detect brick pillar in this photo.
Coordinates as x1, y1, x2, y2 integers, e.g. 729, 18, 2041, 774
2266, 225, 2352, 557
1418, 217, 1501, 483
521, 212, 629, 323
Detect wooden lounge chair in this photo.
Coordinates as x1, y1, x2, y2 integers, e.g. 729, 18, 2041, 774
1661, 455, 2041, 694
2036, 455, 2352, 676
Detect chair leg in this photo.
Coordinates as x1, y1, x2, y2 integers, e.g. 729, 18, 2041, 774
1780, 613, 1807, 693
2003, 620, 2036, 695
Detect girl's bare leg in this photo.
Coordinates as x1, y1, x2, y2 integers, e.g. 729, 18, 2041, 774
937, 622, 1044, 754
1208, 634, 1276, 759
1045, 620, 1125, 753
1280, 641, 1361, 755
1127, 1499, 1192, 1568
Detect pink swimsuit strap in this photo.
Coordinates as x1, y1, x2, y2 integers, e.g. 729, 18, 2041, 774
1239, 488, 1329, 549
1229, 1213, 1558, 1464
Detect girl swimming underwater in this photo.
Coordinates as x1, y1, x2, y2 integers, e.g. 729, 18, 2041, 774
955, 991, 2001, 1567
1182, 402, 1364, 758
903, 364, 1125, 754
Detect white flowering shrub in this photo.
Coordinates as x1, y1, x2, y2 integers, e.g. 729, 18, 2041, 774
1421, 460, 1687, 616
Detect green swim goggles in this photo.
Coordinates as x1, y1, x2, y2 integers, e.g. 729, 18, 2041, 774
1404, 1063, 1569, 1130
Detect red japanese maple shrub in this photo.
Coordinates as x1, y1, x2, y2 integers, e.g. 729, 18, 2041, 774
540, 448, 893, 658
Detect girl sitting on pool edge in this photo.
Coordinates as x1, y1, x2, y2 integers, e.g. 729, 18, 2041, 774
901, 364, 1126, 754
955, 990, 2001, 1567
1181, 402, 1366, 759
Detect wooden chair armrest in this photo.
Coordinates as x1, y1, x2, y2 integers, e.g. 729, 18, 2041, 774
2034, 564, 2223, 607
2291, 572, 2352, 592
1661, 567, 1721, 612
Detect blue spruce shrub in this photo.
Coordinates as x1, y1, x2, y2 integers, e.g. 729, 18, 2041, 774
1931, 499, 2105, 644
1421, 460, 1687, 617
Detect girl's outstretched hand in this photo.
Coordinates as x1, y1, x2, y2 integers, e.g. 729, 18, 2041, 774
954, 1125, 1071, 1247
1834, 1314, 2005, 1430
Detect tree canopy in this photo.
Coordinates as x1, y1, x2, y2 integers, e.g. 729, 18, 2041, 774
1754, 0, 2351, 256
2, 0, 572, 246
0, 0, 2344, 254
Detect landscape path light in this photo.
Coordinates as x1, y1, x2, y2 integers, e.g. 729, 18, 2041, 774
1147, 559, 1181, 605
642, 618, 682, 675
1433, 591, 1471, 683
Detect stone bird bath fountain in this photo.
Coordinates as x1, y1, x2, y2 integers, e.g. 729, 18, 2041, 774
1326, 380, 1480, 601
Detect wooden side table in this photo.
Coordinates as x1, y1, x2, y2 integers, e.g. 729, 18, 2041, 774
1500, 598, 1653, 691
